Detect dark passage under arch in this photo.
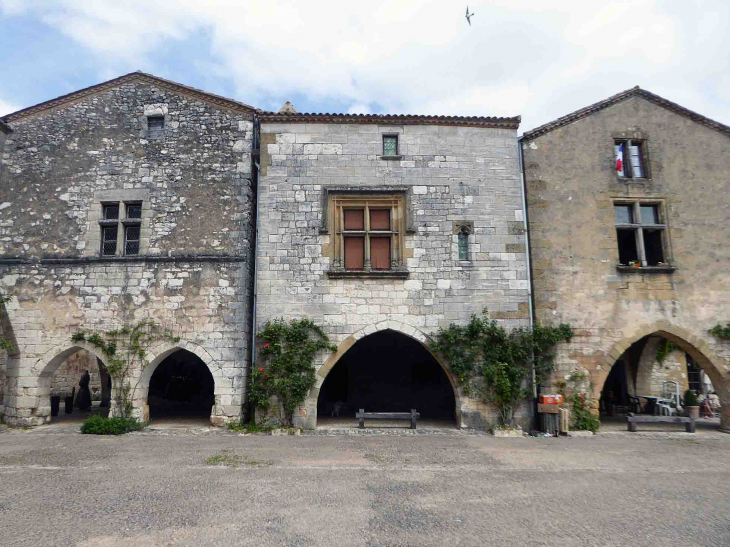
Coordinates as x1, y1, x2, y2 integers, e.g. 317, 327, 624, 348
147, 349, 215, 422
317, 329, 456, 424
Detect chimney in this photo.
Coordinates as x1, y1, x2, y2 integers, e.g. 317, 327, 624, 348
278, 101, 297, 114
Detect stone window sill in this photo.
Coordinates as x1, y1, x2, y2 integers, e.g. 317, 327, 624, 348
326, 269, 410, 279
616, 264, 675, 274
379, 155, 403, 161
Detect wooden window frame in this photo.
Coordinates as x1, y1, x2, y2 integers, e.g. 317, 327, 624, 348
613, 200, 672, 270
327, 193, 408, 277
615, 139, 648, 180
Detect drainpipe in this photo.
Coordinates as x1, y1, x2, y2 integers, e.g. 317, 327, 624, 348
517, 136, 538, 425
249, 115, 261, 423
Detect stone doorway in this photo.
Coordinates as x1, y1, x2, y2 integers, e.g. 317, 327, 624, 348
316, 329, 457, 429
146, 349, 215, 427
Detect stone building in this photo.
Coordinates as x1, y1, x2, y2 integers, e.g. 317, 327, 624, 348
0, 72, 256, 426
520, 87, 730, 427
256, 108, 530, 429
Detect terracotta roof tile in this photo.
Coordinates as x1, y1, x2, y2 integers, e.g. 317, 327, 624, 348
522, 86, 730, 141
258, 111, 521, 129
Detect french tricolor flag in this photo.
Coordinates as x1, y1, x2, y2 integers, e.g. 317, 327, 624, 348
615, 143, 624, 174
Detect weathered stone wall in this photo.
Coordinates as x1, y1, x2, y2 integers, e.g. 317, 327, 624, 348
256, 120, 530, 429
0, 79, 256, 426
522, 95, 730, 427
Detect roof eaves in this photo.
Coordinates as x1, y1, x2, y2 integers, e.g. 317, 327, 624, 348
257, 111, 521, 129
523, 86, 730, 140
2, 71, 256, 123
0, 119, 11, 134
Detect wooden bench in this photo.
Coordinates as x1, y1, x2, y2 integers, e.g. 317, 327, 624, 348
356, 409, 420, 429
626, 412, 695, 433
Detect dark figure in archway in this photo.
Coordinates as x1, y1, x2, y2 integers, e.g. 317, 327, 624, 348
75, 370, 92, 411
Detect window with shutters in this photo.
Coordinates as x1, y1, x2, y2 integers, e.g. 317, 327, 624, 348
98, 202, 144, 256
614, 200, 673, 271
614, 139, 648, 179
326, 193, 408, 277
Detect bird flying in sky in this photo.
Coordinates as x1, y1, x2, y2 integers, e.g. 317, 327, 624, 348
466, 6, 475, 26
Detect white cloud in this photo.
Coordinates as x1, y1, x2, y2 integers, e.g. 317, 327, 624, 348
0, 98, 21, 117
2, 0, 729, 131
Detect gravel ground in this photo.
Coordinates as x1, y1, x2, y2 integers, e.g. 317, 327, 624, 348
1, 424, 729, 546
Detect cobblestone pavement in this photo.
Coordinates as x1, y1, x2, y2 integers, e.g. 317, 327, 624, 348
1, 423, 729, 546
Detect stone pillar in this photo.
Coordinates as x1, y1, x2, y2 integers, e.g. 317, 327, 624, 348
635, 337, 662, 396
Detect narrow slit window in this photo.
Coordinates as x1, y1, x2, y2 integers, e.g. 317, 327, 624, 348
383, 136, 398, 156
125, 225, 140, 256
102, 226, 118, 256
458, 228, 469, 260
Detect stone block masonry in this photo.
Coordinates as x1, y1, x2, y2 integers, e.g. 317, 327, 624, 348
0, 74, 256, 426
256, 117, 530, 429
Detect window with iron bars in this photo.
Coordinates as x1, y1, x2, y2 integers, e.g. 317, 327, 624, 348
99, 202, 142, 256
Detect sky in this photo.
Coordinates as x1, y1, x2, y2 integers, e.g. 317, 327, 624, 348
1, 1, 729, 133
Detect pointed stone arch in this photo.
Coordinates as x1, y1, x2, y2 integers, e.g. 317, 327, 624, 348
594, 321, 730, 429
2, 341, 111, 426
300, 320, 467, 429
131, 339, 239, 426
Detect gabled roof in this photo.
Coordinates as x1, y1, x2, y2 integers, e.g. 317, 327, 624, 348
1, 71, 256, 124
522, 86, 730, 141
258, 111, 521, 129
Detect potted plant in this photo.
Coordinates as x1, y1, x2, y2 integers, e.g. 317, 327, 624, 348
684, 389, 699, 419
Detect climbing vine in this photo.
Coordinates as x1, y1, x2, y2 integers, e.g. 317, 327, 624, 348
430, 311, 573, 426
252, 318, 337, 427
557, 371, 600, 433
709, 323, 730, 340
0, 293, 13, 353
655, 338, 678, 365
72, 321, 180, 419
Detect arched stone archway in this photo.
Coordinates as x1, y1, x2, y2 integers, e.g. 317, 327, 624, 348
290, 321, 493, 430
592, 322, 730, 429
4, 341, 110, 426
131, 340, 239, 426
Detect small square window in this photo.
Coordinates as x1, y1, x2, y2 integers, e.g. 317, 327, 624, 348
383, 136, 398, 156
147, 115, 165, 134
343, 209, 364, 230
126, 203, 142, 219
103, 204, 119, 220
101, 226, 118, 256
125, 225, 140, 256
640, 205, 659, 225
614, 205, 633, 224
615, 140, 647, 179
370, 210, 390, 230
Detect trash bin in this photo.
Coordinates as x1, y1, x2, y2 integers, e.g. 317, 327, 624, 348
50, 395, 61, 417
